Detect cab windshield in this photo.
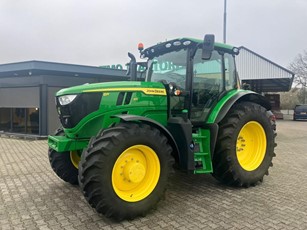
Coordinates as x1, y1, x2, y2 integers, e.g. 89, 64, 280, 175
146, 49, 188, 90
145, 48, 236, 92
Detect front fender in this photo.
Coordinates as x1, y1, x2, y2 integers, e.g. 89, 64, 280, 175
112, 114, 180, 162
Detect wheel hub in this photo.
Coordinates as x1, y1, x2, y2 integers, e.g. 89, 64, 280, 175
112, 145, 160, 202
236, 121, 267, 171
236, 136, 246, 152
124, 161, 146, 183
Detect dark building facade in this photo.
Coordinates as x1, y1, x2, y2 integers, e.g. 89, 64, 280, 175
0, 61, 128, 136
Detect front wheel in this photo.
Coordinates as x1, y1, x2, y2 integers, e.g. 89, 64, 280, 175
212, 102, 276, 187
48, 128, 80, 185
78, 122, 174, 220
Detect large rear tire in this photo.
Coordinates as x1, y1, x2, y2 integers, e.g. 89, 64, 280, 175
212, 102, 276, 187
48, 128, 80, 185
78, 122, 174, 221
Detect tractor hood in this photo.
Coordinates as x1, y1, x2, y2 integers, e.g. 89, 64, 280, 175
54, 80, 168, 132
56, 81, 167, 96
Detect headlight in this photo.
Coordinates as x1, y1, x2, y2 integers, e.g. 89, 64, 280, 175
58, 95, 77, 106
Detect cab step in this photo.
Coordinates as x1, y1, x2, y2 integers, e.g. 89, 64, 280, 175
192, 129, 213, 174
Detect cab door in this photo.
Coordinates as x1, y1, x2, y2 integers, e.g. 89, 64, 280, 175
190, 49, 237, 124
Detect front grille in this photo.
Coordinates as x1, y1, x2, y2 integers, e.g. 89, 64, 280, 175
56, 92, 102, 128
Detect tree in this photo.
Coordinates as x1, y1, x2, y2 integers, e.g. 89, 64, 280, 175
289, 50, 307, 104
280, 89, 300, 109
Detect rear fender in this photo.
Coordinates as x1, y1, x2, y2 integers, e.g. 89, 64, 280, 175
214, 91, 271, 124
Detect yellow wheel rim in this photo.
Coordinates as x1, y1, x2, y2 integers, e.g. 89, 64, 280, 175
70, 151, 80, 169
112, 145, 160, 202
236, 121, 267, 171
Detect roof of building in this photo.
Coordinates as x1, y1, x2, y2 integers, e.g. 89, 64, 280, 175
0, 60, 128, 80
236, 47, 295, 92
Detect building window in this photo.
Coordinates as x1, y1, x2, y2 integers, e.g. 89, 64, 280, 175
0, 108, 39, 135
12, 108, 26, 133
28, 108, 39, 134
0, 108, 11, 132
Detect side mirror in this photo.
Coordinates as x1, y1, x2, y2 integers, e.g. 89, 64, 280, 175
202, 34, 215, 60
242, 82, 251, 90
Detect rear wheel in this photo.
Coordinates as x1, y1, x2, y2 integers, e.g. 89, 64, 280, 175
48, 128, 80, 185
79, 122, 174, 220
212, 102, 276, 187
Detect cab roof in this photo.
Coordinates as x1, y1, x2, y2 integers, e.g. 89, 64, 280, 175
141, 37, 237, 59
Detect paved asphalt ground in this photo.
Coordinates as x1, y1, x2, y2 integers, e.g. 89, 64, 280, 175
1, 119, 307, 229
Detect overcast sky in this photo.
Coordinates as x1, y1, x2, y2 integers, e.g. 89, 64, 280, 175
0, 0, 306, 69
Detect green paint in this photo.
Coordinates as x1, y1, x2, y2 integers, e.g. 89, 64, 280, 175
48, 135, 89, 152
207, 89, 247, 123
49, 81, 168, 152
56, 81, 166, 96
193, 128, 213, 174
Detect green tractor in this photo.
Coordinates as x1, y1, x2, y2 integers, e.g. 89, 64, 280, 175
48, 35, 276, 220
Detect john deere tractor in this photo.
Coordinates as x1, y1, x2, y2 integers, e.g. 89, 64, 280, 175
48, 35, 276, 220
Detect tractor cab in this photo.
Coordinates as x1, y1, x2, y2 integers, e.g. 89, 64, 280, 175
139, 36, 240, 124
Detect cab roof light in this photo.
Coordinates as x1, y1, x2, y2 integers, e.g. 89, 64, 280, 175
138, 43, 144, 52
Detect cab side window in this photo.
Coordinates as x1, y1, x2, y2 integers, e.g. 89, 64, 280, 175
191, 50, 223, 122
224, 53, 236, 91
